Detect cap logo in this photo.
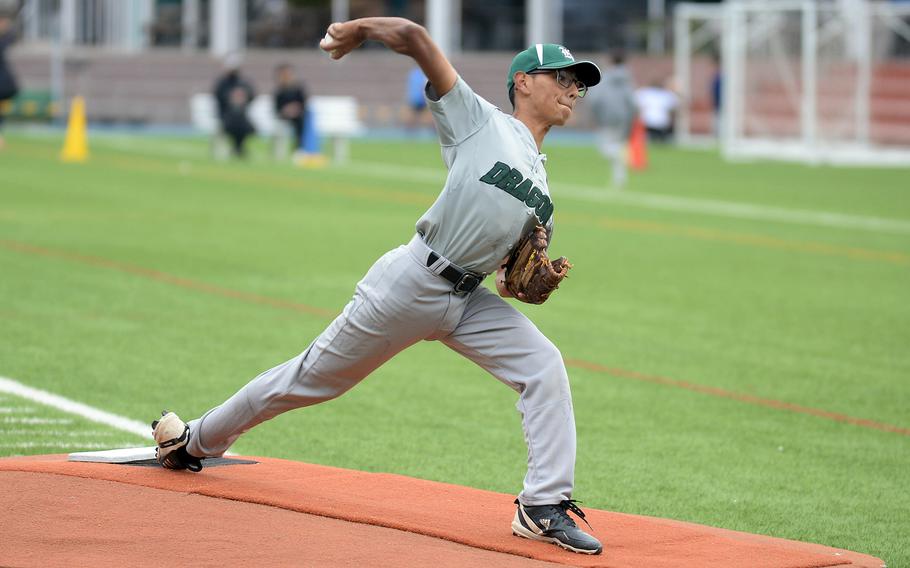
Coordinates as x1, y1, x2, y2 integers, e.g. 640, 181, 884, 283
535, 44, 544, 65
559, 46, 574, 61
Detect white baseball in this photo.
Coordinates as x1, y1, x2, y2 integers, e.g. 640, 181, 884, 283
322, 32, 336, 47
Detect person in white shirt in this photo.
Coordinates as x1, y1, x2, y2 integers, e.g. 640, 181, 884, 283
635, 77, 679, 142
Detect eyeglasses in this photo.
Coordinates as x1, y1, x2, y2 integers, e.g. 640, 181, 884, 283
528, 69, 587, 97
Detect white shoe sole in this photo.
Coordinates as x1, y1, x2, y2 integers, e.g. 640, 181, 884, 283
511, 517, 602, 555
152, 412, 189, 466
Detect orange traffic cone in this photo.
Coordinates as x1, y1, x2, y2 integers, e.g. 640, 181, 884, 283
627, 118, 647, 170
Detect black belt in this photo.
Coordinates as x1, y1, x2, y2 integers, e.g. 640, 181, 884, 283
427, 252, 483, 295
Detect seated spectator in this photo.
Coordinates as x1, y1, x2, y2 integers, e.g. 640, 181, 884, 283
222, 86, 255, 158
213, 53, 255, 158
273, 63, 307, 153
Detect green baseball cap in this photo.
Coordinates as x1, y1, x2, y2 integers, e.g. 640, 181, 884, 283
507, 43, 601, 98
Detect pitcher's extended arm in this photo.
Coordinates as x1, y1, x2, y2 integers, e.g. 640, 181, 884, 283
320, 18, 457, 98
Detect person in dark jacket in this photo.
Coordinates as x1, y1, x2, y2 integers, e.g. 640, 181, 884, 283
213, 53, 255, 158
273, 63, 307, 152
0, 14, 21, 150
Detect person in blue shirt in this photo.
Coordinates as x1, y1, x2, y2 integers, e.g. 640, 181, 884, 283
710, 51, 722, 137
405, 66, 430, 130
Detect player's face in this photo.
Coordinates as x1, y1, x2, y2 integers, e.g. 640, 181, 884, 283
527, 69, 584, 126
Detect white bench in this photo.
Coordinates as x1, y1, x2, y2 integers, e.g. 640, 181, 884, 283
189, 93, 231, 160
307, 96, 365, 164
190, 93, 365, 162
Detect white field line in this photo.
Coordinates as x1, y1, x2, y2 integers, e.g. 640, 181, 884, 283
36, 132, 909, 235
556, 181, 910, 235
90, 136, 207, 159
0, 429, 125, 437
1, 417, 74, 425
0, 376, 153, 440
17, 130, 206, 159
0, 407, 36, 413
343, 161, 910, 235
0, 442, 144, 450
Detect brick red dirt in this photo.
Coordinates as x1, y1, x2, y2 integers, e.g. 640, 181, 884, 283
0, 455, 885, 568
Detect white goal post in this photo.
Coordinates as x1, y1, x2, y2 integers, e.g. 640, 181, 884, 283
674, 0, 910, 167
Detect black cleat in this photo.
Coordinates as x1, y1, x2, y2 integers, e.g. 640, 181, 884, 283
512, 499, 603, 555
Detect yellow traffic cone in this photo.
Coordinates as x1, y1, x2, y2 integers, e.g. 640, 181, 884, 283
60, 96, 89, 162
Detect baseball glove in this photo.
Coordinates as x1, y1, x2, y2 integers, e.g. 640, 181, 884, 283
504, 225, 572, 304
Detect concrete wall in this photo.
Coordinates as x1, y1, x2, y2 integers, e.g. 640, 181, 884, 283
6, 47, 908, 143
4, 47, 672, 129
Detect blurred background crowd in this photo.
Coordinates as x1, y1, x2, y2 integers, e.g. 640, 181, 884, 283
0, 0, 909, 171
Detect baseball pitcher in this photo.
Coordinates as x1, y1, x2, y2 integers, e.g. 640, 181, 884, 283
152, 17, 603, 555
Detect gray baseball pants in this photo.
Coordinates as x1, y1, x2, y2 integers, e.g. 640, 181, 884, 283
186, 234, 576, 505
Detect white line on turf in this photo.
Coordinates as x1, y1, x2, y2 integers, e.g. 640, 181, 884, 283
92, 136, 206, 158
1, 417, 74, 425
45, 134, 910, 235
0, 407, 36, 413
0, 429, 124, 437
0, 376, 153, 440
344, 161, 910, 235
0, 442, 144, 450
555, 181, 910, 234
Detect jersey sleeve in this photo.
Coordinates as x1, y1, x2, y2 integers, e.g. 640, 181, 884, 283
425, 75, 495, 146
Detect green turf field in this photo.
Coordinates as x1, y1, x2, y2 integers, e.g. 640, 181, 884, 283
1, 131, 907, 566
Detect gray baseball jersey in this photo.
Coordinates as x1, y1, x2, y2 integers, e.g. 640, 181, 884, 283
418, 76, 554, 275
183, 75, 577, 507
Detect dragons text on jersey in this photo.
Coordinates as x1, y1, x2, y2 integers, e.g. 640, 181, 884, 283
479, 161, 554, 225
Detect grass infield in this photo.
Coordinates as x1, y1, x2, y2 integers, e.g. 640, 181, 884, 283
0, 131, 907, 566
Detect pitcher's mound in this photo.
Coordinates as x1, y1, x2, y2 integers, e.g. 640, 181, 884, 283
0, 454, 884, 568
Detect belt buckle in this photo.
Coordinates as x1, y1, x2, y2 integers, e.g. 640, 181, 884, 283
453, 272, 481, 295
